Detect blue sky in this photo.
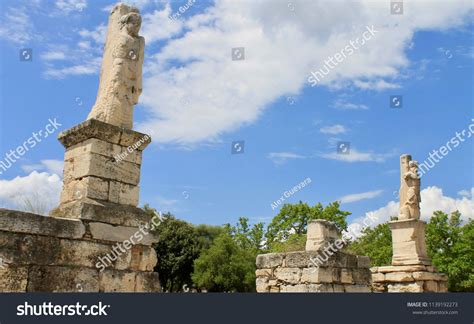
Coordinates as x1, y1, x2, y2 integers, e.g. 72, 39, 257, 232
0, 0, 473, 228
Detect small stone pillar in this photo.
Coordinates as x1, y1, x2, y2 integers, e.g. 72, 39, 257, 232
305, 219, 338, 251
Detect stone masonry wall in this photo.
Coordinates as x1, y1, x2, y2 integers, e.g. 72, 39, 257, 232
0, 209, 161, 292
256, 251, 372, 293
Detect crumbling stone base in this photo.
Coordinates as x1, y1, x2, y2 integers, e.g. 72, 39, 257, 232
371, 265, 448, 293
256, 251, 372, 293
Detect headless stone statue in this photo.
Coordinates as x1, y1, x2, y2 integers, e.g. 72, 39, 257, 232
87, 3, 145, 129
399, 155, 421, 220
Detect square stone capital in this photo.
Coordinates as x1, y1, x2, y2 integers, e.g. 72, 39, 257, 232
58, 119, 151, 151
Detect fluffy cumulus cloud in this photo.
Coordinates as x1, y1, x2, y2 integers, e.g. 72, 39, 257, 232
348, 186, 474, 235
0, 171, 62, 215
138, 0, 474, 145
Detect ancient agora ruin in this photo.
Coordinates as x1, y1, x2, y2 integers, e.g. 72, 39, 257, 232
0, 3, 447, 293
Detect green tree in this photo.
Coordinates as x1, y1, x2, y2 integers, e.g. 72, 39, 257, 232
228, 217, 265, 252
192, 233, 256, 292
144, 205, 201, 292
426, 211, 474, 292
346, 223, 392, 266
194, 224, 226, 250
266, 201, 350, 250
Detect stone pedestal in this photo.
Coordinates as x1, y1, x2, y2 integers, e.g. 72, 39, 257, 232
390, 219, 431, 266
370, 219, 448, 293
54, 119, 150, 215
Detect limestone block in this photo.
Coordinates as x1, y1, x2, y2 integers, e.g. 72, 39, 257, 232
388, 281, 423, 293
333, 284, 345, 292
27, 266, 99, 292
340, 269, 354, 284
371, 272, 385, 283
135, 272, 161, 292
0, 266, 28, 292
423, 280, 438, 292
129, 245, 157, 271
99, 269, 136, 292
372, 283, 387, 293
357, 256, 371, 268
274, 268, 301, 284
256, 277, 270, 293
255, 268, 272, 277
59, 238, 130, 270
385, 272, 414, 282
58, 119, 122, 148
352, 269, 372, 285
308, 283, 334, 292
300, 267, 332, 283
256, 253, 284, 268
0, 209, 85, 239
335, 252, 357, 268
344, 284, 371, 293
0, 232, 61, 266
412, 271, 448, 281
71, 152, 141, 186
438, 281, 448, 292
375, 265, 427, 273
89, 222, 159, 245
109, 181, 139, 206
280, 284, 308, 293
52, 201, 152, 227
61, 176, 109, 204
284, 251, 313, 268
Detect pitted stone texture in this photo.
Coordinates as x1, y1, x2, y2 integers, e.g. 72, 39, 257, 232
300, 267, 332, 283
0, 209, 85, 239
27, 266, 100, 292
135, 271, 162, 292
88, 222, 158, 245
0, 266, 28, 292
256, 253, 284, 268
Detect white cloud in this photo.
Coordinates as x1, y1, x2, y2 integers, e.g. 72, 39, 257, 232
339, 189, 383, 204
332, 99, 369, 110
0, 171, 62, 215
55, 0, 87, 14
349, 186, 474, 232
141, 4, 184, 42
268, 152, 306, 165
319, 148, 396, 163
320, 124, 347, 135
41, 51, 67, 61
0, 7, 35, 45
137, 0, 473, 145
